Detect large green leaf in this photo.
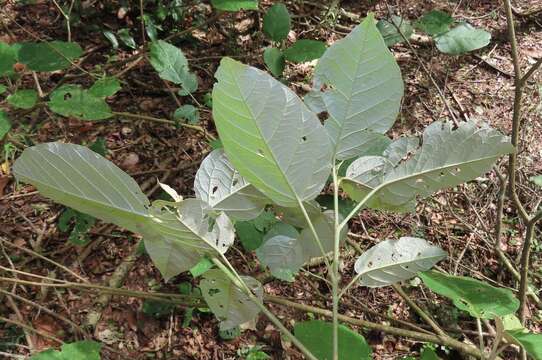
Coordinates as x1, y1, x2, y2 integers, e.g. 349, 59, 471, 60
142, 199, 234, 280
18, 41, 83, 72
294, 320, 372, 360
419, 271, 519, 319
48, 84, 113, 121
0, 42, 17, 76
211, 0, 258, 11
13, 143, 235, 280
200, 269, 262, 330
342, 121, 514, 212
263, 3, 291, 42
435, 23, 491, 55
13, 142, 150, 233
30, 340, 102, 360
314, 14, 403, 160
194, 149, 267, 220
354, 237, 446, 287
212, 57, 333, 207
256, 223, 303, 281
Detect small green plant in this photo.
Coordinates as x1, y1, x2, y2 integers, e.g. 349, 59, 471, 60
377, 10, 491, 55
29, 340, 101, 360
11, 13, 538, 360
262, 3, 326, 77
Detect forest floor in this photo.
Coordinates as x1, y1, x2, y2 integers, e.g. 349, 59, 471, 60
1, 0, 542, 359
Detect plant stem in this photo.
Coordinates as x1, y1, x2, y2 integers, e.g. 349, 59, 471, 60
488, 318, 505, 360
332, 162, 340, 360
266, 295, 486, 358
392, 284, 446, 336
518, 211, 542, 321
295, 197, 333, 271
111, 111, 214, 139
476, 318, 486, 359
211, 258, 318, 360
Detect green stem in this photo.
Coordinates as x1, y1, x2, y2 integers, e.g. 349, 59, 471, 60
332, 162, 340, 360
211, 258, 318, 360
295, 197, 333, 271
476, 318, 486, 359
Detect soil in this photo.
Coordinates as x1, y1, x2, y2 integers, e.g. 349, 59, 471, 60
1, 0, 541, 359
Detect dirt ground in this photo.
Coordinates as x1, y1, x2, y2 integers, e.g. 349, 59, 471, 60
1, 0, 541, 359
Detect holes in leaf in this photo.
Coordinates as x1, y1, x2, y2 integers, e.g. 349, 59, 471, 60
439, 172, 445, 177
415, 178, 424, 183
451, 167, 462, 176
301, 136, 307, 142
232, 179, 239, 187
211, 185, 218, 195
208, 288, 220, 296
63, 92, 72, 100
257, 149, 265, 157
367, 261, 373, 268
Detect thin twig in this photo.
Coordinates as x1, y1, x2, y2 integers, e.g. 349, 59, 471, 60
393, 284, 446, 337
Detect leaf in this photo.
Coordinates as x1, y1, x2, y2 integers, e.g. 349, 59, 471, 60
314, 14, 403, 160
150, 40, 197, 94
200, 269, 262, 330
89, 77, 121, 97
419, 270, 519, 319
415, 10, 454, 36
173, 104, 200, 124
103, 30, 119, 49
283, 40, 326, 63
263, 3, 291, 42
18, 41, 82, 72
117, 28, 137, 49
298, 210, 346, 260
13, 142, 150, 233
194, 149, 267, 220
236, 210, 279, 251
420, 346, 441, 360
435, 23, 491, 55
0, 42, 17, 76
377, 15, 413, 47
30, 340, 102, 360
256, 223, 303, 281
0, 84, 6, 94
263, 47, 285, 77
7, 89, 38, 109
354, 237, 446, 287
142, 200, 235, 280
190, 257, 214, 277
0, 111, 11, 140
316, 194, 357, 218
506, 331, 542, 360
342, 121, 514, 212
149, 40, 189, 84
48, 84, 113, 121
142, 299, 175, 318
294, 320, 372, 360
530, 175, 542, 188
212, 57, 333, 207
211, 0, 258, 11
88, 137, 108, 157
58, 208, 96, 246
